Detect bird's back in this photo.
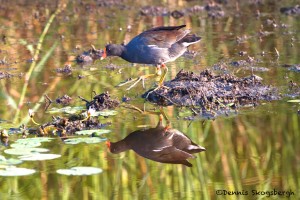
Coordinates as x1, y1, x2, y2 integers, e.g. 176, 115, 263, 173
121, 25, 199, 65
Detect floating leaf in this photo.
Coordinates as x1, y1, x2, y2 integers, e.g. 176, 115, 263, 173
56, 167, 103, 176
11, 141, 41, 148
11, 137, 54, 148
47, 106, 85, 114
64, 137, 106, 145
23, 137, 54, 142
4, 148, 49, 155
0, 166, 35, 176
19, 153, 61, 161
75, 129, 111, 136
94, 110, 118, 117
0, 155, 23, 165
287, 99, 300, 103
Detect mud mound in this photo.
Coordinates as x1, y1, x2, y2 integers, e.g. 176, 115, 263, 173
143, 70, 279, 117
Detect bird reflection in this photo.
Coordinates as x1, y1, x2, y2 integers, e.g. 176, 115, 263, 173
107, 111, 205, 167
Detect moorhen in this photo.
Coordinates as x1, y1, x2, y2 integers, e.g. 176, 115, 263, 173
106, 115, 205, 167
101, 25, 201, 90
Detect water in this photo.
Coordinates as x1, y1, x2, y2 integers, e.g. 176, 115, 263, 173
0, 0, 299, 199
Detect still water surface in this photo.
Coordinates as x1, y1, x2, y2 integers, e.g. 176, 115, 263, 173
0, 0, 299, 199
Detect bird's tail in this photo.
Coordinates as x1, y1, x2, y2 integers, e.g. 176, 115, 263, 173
179, 34, 201, 47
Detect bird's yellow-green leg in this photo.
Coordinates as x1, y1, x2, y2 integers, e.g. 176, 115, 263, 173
117, 66, 162, 90
159, 106, 170, 126
158, 63, 168, 87
144, 64, 169, 98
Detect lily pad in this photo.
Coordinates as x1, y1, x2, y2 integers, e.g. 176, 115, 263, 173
75, 129, 111, 136
56, 166, 103, 176
4, 148, 49, 155
0, 166, 36, 176
0, 155, 23, 165
11, 141, 41, 148
287, 99, 300, 103
11, 137, 54, 148
64, 137, 106, 145
19, 153, 61, 161
47, 106, 85, 114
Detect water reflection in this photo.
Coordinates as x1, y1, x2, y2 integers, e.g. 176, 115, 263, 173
107, 110, 205, 167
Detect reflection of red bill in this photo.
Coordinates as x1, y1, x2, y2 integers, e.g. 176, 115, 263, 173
105, 140, 111, 149
101, 48, 107, 60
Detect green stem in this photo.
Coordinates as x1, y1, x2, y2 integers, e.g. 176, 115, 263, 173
13, 5, 64, 123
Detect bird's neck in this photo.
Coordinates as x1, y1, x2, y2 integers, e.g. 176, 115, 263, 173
117, 45, 126, 57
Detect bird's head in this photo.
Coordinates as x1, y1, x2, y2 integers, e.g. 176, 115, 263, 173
101, 44, 124, 60
106, 140, 128, 154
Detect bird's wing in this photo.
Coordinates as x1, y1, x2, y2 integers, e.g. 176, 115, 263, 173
153, 146, 195, 159
138, 25, 190, 48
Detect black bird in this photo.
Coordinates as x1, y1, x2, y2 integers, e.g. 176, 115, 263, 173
101, 25, 201, 90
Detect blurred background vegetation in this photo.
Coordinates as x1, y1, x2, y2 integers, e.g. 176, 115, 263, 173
0, 0, 299, 199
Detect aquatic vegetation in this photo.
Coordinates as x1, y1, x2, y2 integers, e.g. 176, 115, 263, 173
19, 153, 61, 161
75, 129, 111, 136
0, 0, 299, 199
0, 166, 36, 176
4, 148, 49, 156
63, 137, 107, 145
11, 137, 54, 148
0, 155, 23, 165
56, 167, 103, 176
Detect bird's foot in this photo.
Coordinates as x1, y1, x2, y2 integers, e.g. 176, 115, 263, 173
117, 74, 156, 90
145, 84, 169, 99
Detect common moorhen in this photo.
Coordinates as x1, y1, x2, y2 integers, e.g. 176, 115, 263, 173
106, 115, 205, 167
101, 25, 201, 90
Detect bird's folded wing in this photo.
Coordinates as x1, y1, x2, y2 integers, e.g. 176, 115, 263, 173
153, 146, 195, 160
140, 26, 190, 48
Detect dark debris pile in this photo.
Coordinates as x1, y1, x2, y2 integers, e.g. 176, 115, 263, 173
140, 3, 225, 18
33, 92, 119, 136
36, 115, 108, 136
55, 94, 72, 106
76, 46, 104, 63
0, 71, 13, 79
81, 92, 120, 111
143, 70, 279, 118
280, 5, 300, 15
56, 64, 73, 75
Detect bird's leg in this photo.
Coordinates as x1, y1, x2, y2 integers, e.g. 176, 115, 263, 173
159, 107, 171, 131
144, 64, 169, 99
158, 64, 168, 87
117, 66, 162, 90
